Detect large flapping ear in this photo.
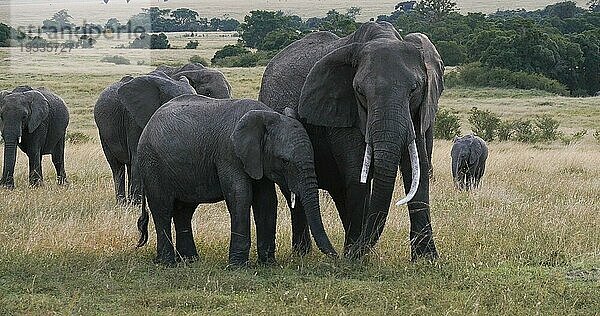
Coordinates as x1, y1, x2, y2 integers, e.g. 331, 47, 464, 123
404, 33, 445, 135
119, 75, 195, 128
469, 138, 483, 165
231, 110, 281, 180
298, 43, 363, 128
25, 91, 50, 132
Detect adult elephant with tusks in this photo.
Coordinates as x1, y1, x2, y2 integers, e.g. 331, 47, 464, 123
259, 21, 444, 260
0, 86, 69, 189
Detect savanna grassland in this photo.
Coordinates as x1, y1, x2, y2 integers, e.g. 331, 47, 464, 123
0, 32, 599, 315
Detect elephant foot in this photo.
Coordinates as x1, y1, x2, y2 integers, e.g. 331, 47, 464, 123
226, 260, 252, 270
153, 255, 176, 267
128, 194, 143, 206
29, 180, 44, 188
257, 255, 277, 266
411, 240, 439, 262
116, 197, 127, 206
343, 242, 370, 260
57, 177, 69, 186
292, 235, 312, 257
176, 254, 199, 264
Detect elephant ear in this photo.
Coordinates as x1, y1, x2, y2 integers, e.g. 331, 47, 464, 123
25, 91, 50, 132
231, 110, 281, 180
469, 138, 483, 165
118, 75, 195, 128
404, 33, 445, 134
298, 43, 363, 128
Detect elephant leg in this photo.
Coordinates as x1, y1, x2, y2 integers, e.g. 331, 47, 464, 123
173, 201, 199, 263
147, 194, 175, 266
127, 127, 143, 205
28, 151, 43, 186
108, 158, 126, 205
400, 132, 438, 261
51, 137, 68, 185
222, 178, 252, 267
328, 127, 370, 256
252, 179, 277, 264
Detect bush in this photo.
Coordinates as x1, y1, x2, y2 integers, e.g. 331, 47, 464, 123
560, 130, 587, 145
534, 115, 560, 141
185, 40, 199, 49
512, 119, 537, 142
189, 55, 208, 66
211, 44, 251, 64
468, 107, 501, 141
449, 63, 570, 95
100, 55, 130, 65
434, 108, 461, 140
212, 50, 276, 67
435, 40, 467, 66
128, 32, 170, 49
66, 131, 92, 144
497, 120, 515, 141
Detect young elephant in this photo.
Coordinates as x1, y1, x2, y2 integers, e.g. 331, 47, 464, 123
136, 95, 337, 266
451, 135, 488, 190
0, 86, 69, 189
94, 71, 196, 204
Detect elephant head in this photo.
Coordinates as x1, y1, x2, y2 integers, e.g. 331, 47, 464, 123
298, 22, 444, 241
0, 89, 49, 188
231, 109, 337, 256
156, 63, 232, 99
118, 71, 197, 129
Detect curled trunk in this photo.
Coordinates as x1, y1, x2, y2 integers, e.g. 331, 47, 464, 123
298, 175, 337, 257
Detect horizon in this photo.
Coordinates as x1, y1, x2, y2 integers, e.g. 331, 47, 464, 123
0, 0, 591, 27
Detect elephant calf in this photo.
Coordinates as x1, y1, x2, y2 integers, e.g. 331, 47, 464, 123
155, 63, 232, 98
135, 95, 337, 266
451, 135, 488, 190
0, 86, 69, 189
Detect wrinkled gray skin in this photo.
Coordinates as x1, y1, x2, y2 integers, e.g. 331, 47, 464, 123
156, 63, 232, 98
93, 71, 196, 204
0, 86, 69, 188
451, 135, 488, 191
135, 95, 337, 266
259, 21, 444, 260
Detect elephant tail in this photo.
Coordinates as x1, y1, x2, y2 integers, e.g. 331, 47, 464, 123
136, 192, 150, 248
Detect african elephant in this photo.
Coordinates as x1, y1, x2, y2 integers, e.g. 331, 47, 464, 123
451, 135, 488, 190
155, 63, 232, 98
259, 21, 444, 260
93, 71, 196, 204
0, 86, 69, 188
135, 95, 337, 266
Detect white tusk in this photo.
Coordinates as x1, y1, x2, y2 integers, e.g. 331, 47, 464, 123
396, 140, 420, 206
360, 144, 372, 184
290, 192, 296, 209
18, 136, 21, 144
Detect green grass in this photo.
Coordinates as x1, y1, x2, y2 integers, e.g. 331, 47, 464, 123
1, 36, 599, 314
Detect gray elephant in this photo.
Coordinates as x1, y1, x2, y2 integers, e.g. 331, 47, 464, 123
451, 135, 488, 190
0, 86, 69, 188
155, 63, 232, 98
94, 71, 196, 204
259, 21, 444, 260
135, 95, 337, 266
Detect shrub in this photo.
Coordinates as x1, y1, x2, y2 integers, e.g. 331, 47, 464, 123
67, 131, 92, 144
534, 115, 560, 141
434, 108, 461, 140
212, 50, 276, 67
435, 41, 467, 66
468, 107, 501, 141
512, 119, 537, 142
189, 55, 208, 66
211, 44, 251, 64
497, 120, 515, 141
100, 55, 130, 65
185, 40, 199, 49
560, 130, 587, 145
451, 63, 570, 95
128, 32, 170, 49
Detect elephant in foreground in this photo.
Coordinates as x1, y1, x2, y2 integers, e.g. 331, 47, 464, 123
155, 63, 232, 98
451, 135, 488, 190
259, 21, 444, 259
94, 71, 196, 204
0, 86, 69, 189
135, 95, 337, 266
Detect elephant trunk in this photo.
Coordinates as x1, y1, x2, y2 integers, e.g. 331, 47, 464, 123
296, 171, 337, 257
362, 100, 417, 248
1, 141, 18, 188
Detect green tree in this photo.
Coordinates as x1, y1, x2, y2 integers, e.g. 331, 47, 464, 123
435, 40, 467, 66
258, 28, 302, 51
415, 0, 457, 22
468, 107, 501, 142
211, 44, 250, 63
42, 9, 76, 32
240, 11, 301, 48
171, 8, 198, 26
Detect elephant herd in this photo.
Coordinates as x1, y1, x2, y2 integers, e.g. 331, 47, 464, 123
0, 22, 491, 267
